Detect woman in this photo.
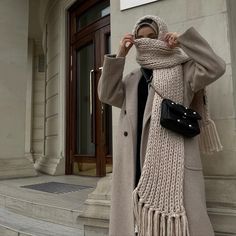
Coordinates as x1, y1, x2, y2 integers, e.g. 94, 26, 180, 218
98, 15, 226, 236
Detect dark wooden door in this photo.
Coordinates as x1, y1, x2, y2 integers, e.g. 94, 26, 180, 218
66, 0, 112, 177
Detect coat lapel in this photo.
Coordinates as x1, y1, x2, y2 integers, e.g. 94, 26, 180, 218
125, 69, 142, 136
126, 69, 155, 131
139, 85, 155, 168
142, 85, 155, 127
125, 69, 155, 164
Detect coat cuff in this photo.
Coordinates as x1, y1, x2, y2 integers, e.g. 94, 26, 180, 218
103, 54, 126, 71
177, 26, 197, 45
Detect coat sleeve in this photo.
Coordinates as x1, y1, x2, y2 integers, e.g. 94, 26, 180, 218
97, 54, 126, 108
178, 27, 226, 92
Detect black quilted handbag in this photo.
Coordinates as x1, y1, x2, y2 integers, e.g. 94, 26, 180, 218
150, 83, 202, 138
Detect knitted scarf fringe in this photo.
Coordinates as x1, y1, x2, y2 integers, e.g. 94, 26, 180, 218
132, 189, 190, 236
191, 89, 223, 155
198, 119, 223, 155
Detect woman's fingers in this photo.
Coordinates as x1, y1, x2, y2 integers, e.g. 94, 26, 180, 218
121, 38, 134, 48
123, 33, 134, 39
165, 32, 178, 40
120, 34, 134, 48
125, 42, 133, 49
120, 37, 132, 43
164, 33, 172, 41
164, 32, 179, 48
122, 35, 134, 43
117, 35, 134, 57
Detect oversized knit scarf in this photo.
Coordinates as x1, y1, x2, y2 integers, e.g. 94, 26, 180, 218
133, 36, 191, 236
131, 15, 223, 236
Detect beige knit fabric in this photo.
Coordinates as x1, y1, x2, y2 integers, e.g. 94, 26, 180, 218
133, 36, 190, 236
133, 15, 223, 156
191, 89, 223, 154
133, 15, 168, 41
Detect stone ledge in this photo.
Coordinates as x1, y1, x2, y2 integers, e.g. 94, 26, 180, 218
215, 232, 236, 236
205, 178, 236, 203
78, 174, 112, 236
0, 192, 82, 229
0, 157, 37, 180
0, 207, 83, 236
208, 206, 236, 235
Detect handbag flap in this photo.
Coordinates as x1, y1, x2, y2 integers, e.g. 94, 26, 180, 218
163, 99, 202, 120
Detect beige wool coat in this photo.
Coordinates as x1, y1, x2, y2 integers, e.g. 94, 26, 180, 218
97, 27, 226, 236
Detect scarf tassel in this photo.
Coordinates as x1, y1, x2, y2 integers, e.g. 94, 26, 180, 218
198, 119, 223, 155
132, 190, 190, 236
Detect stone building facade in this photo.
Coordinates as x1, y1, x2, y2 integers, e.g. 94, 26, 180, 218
0, 0, 235, 235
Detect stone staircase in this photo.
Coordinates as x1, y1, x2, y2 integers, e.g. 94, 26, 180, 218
0, 208, 82, 236
1, 173, 234, 236
0, 174, 111, 236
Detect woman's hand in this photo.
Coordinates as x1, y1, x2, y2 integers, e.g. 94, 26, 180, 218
116, 33, 134, 58
164, 32, 180, 48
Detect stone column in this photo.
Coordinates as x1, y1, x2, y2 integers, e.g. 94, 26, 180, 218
0, 0, 36, 179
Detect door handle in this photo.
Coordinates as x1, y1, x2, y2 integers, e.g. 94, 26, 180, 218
101, 103, 107, 146
90, 69, 95, 144
99, 66, 105, 144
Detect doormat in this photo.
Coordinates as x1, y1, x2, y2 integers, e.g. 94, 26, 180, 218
21, 182, 93, 194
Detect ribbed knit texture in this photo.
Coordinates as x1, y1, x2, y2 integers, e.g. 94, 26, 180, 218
133, 36, 190, 236
190, 89, 223, 154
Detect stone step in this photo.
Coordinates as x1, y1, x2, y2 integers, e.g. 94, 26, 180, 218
208, 205, 236, 235
0, 186, 83, 229
0, 175, 99, 229
0, 207, 83, 236
215, 233, 236, 236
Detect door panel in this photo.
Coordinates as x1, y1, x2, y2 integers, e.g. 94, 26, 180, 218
76, 43, 95, 155
76, 1, 110, 31
67, 0, 111, 177
99, 27, 112, 160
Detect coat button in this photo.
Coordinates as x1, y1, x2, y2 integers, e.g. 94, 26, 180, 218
124, 131, 128, 136
124, 110, 127, 114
